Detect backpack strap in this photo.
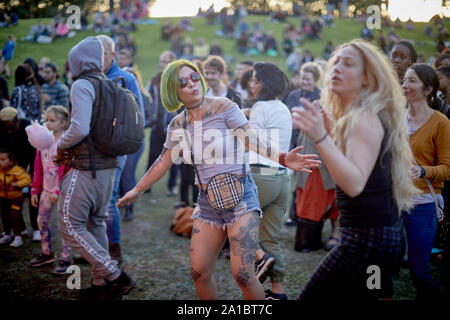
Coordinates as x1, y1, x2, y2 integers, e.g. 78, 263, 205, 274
112, 76, 126, 89
74, 72, 105, 179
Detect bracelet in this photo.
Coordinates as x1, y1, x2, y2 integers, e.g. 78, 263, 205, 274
314, 132, 328, 145
279, 152, 287, 167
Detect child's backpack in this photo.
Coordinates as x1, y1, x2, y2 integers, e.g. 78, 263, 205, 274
170, 206, 194, 238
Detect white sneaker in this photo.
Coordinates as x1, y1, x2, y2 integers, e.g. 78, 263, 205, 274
0, 234, 11, 244
9, 236, 23, 247
21, 229, 29, 236
32, 230, 41, 242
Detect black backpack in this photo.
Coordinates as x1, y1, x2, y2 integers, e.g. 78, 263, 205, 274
78, 72, 144, 157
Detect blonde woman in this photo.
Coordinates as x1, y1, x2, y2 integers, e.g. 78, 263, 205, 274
292, 40, 418, 301
117, 59, 320, 300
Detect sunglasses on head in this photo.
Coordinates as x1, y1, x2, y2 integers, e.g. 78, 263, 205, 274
179, 71, 201, 88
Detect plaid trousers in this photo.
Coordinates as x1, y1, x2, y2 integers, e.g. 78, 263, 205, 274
298, 218, 405, 301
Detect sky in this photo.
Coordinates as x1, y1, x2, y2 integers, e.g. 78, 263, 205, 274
150, 0, 229, 18
148, 0, 450, 22
388, 0, 450, 22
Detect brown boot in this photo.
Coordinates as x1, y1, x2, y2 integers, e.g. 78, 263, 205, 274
109, 242, 122, 265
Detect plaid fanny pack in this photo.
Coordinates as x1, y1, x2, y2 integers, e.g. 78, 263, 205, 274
183, 110, 245, 211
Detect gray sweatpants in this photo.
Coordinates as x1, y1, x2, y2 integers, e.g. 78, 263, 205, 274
57, 168, 121, 283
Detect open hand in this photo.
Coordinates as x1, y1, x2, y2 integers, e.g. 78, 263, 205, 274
411, 165, 421, 180
285, 146, 321, 173
292, 98, 327, 142
116, 188, 142, 208
320, 106, 335, 134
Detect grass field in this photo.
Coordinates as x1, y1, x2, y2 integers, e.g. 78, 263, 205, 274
1, 14, 448, 90
0, 14, 449, 301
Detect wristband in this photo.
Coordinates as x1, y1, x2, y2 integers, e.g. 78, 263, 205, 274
314, 132, 328, 145
419, 166, 426, 178
279, 152, 287, 167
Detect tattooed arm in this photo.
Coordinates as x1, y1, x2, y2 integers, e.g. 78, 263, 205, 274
116, 147, 174, 207
234, 123, 321, 173
116, 113, 184, 207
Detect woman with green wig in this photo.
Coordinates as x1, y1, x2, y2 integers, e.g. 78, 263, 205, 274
117, 59, 320, 300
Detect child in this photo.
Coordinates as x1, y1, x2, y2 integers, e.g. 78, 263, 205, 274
0, 147, 32, 247
0, 35, 16, 78
28, 105, 72, 275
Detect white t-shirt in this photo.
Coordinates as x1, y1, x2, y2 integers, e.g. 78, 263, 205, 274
247, 100, 292, 168
206, 87, 227, 98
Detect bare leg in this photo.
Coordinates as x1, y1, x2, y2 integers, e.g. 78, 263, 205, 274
228, 212, 265, 300
190, 219, 227, 300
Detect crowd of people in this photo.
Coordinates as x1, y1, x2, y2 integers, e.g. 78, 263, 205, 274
0, 10, 449, 302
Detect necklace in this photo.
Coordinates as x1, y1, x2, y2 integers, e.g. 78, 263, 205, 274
186, 96, 204, 110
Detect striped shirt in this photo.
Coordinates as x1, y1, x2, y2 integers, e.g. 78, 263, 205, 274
42, 80, 69, 109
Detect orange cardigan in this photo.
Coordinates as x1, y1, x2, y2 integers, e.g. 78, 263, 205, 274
410, 111, 450, 194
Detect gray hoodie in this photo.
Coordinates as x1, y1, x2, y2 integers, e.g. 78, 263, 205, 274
59, 36, 103, 149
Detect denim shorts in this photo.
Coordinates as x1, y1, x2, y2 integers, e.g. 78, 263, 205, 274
192, 173, 262, 229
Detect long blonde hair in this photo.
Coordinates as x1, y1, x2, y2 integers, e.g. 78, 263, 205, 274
321, 39, 418, 212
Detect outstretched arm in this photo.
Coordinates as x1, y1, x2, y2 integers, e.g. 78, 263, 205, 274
116, 147, 174, 207
234, 123, 321, 173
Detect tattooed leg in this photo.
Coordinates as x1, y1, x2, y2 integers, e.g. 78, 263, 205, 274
228, 212, 265, 300
190, 218, 227, 300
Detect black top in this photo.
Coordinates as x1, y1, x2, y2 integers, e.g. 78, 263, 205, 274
226, 86, 243, 108
335, 125, 399, 228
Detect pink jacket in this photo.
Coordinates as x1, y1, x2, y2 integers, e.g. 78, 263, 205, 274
30, 150, 70, 196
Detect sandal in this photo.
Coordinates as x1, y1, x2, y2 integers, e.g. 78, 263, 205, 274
325, 236, 339, 251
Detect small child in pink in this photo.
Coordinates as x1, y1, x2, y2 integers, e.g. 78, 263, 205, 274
28, 105, 72, 275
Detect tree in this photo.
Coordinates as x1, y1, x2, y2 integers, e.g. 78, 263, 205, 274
3, 0, 111, 18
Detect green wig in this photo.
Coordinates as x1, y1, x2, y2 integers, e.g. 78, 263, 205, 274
160, 59, 207, 112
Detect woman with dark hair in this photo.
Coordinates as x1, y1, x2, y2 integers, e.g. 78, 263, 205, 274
117, 59, 320, 300
240, 68, 255, 108
402, 63, 450, 300
23, 58, 46, 86
242, 62, 292, 299
10, 64, 43, 122
390, 40, 417, 82
434, 53, 450, 69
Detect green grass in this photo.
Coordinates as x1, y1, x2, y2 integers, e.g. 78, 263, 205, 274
1, 15, 448, 90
